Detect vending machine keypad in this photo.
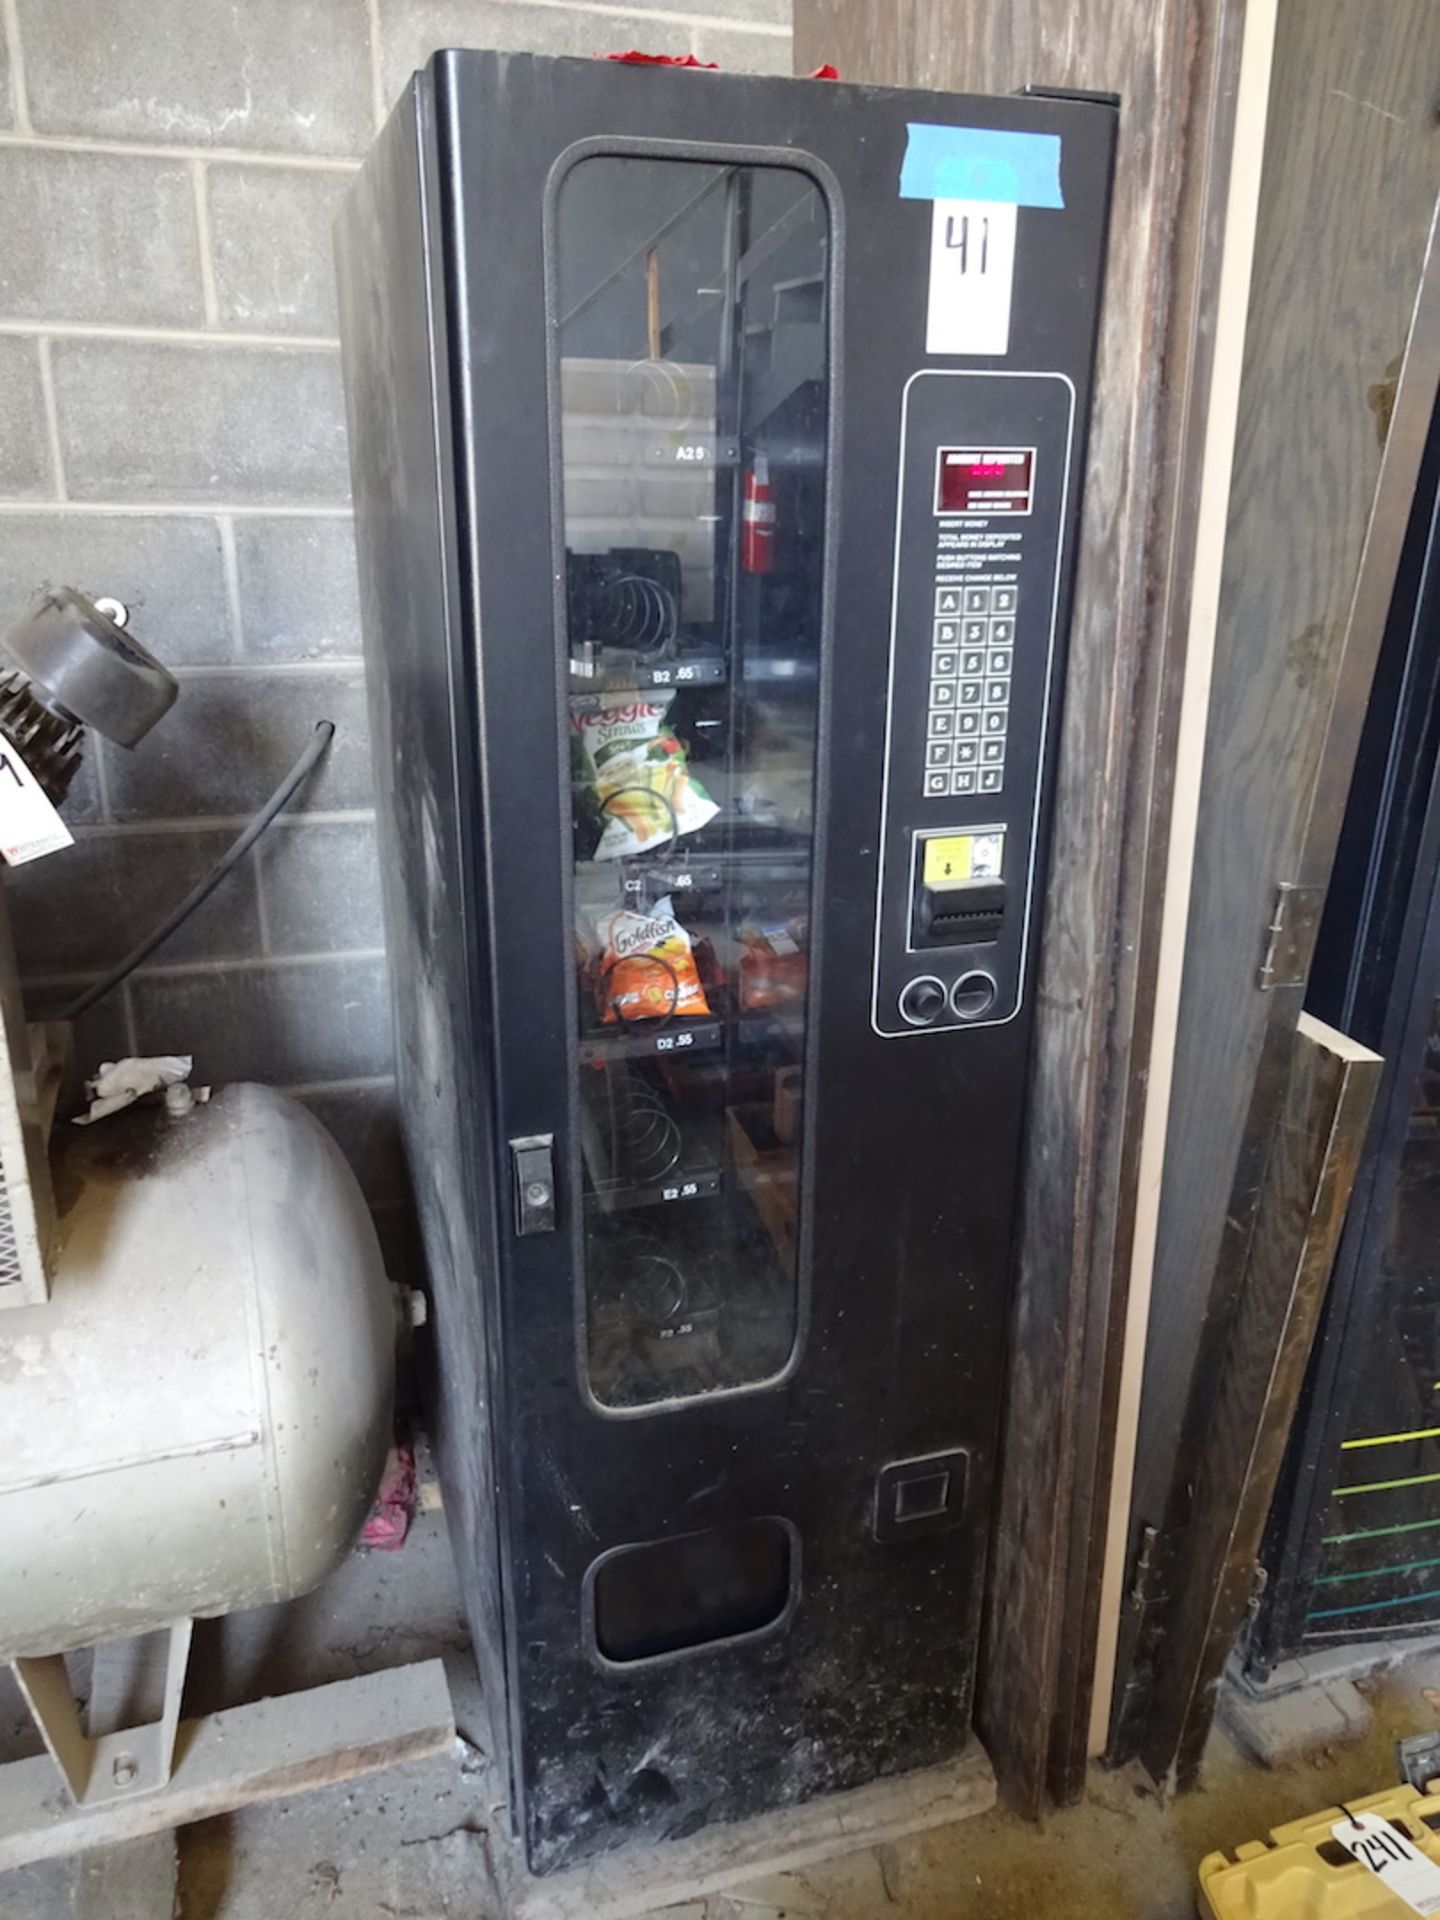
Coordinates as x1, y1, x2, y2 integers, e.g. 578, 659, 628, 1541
872, 372, 1075, 1036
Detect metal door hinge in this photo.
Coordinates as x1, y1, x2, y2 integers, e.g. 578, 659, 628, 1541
1258, 882, 1323, 990
1246, 1562, 1269, 1622
1127, 1522, 1159, 1608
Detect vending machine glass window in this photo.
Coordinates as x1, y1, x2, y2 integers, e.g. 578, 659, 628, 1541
559, 157, 828, 1409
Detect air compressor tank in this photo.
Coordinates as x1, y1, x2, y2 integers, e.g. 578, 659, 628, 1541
0, 1081, 394, 1659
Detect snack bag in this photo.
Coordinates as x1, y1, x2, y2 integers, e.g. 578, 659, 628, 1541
572, 692, 719, 860
595, 895, 712, 1022
738, 920, 808, 1011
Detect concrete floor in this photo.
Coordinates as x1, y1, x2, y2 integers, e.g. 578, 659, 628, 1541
5, 1501, 1440, 1920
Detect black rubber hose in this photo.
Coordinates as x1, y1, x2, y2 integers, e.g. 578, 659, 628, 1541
60, 720, 336, 1022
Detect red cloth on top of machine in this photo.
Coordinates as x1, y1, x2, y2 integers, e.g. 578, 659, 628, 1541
604, 51, 719, 66
602, 52, 841, 76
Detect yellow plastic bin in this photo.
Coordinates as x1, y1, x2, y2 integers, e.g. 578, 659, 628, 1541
1200, 1782, 1440, 1918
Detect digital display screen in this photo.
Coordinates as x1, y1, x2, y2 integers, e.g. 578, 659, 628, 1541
935, 447, 1035, 517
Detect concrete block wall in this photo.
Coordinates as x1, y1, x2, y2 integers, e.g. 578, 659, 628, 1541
0, 0, 792, 1239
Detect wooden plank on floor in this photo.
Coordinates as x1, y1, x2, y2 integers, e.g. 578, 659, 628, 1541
0, 1659, 454, 1871
490, 1742, 996, 1920
1139, 1015, 1382, 1782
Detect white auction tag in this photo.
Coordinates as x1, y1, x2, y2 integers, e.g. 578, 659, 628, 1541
926, 198, 1017, 358
0, 739, 73, 866
1332, 1811, 1440, 1914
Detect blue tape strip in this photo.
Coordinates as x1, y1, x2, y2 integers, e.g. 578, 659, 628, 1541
899, 123, 1064, 209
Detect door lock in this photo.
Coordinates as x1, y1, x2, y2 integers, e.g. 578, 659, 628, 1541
510, 1133, 556, 1235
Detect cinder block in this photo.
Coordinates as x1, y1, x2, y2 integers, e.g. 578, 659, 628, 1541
206, 164, 350, 336
234, 517, 362, 661
257, 817, 385, 954
379, 0, 706, 104
16, 0, 374, 156
694, 25, 794, 72
0, 513, 234, 665
0, 149, 203, 327
52, 340, 350, 506
9, 828, 262, 975
129, 954, 393, 1085
298, 1079, 405, 1206
1219, 1676, 1375, 1768
0, 337, 53, 499
100, 667, 373, 821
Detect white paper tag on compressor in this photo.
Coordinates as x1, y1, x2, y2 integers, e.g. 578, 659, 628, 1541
926, 198, 1017, 358
0, 739, 73, 866
1332, 1811, 1440, 1913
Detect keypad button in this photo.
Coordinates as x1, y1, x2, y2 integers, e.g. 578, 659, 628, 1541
982, 740, 1005, 764
934, 619, 960, 647
957, 711, 980, 735
980, 769, 1003, 792
932, 651, 958, 677
984, 709, 1006, 734
961, 649, 985, 675
963, 619, 987, 647
986, 680, 1009, 705
953, 770, 977, 795
989, 648, 1012, 675
989, 617, 1015, 645
928, 710, 954, 737
959, 681, 982, 706
929, 679, 956, 707
926, 772, 950, 797
991, 588, 1016, 615
963, 586, 991, 615
935, 587, 962, 616
955, 740, 978, 765
926, 740, 952, 768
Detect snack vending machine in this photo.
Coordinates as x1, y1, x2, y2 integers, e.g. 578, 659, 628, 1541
337, 52, 1114, 1874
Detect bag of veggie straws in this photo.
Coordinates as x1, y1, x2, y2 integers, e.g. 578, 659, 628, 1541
571, 691, 718, 860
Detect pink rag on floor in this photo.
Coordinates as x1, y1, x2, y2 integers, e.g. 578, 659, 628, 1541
361, 1441, 418, 1550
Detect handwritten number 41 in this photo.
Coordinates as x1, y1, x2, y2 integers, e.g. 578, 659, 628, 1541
943, 212, 990, 275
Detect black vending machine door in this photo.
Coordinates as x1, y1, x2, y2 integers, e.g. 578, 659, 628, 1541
337, 55, 1114, 1873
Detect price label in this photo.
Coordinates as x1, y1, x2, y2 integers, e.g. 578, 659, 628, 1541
1332, 1812, 1440, 1913
0, 740, 73, 866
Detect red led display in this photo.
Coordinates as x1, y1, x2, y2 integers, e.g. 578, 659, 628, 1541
934, 447, 1035, 517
